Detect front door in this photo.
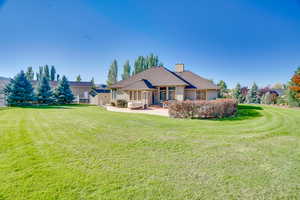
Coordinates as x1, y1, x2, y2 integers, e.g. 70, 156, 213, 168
152, 91, 159, 104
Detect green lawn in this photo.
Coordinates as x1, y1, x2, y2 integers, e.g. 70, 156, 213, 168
0, 105, 300, 200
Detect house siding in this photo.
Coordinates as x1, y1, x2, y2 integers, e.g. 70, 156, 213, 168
175, 86, 185, 101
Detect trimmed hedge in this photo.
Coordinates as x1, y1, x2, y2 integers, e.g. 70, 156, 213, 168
169, 99, 238, 119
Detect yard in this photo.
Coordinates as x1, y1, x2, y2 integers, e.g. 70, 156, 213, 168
0, 105, 300, 200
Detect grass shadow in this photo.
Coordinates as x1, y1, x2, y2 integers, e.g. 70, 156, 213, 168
212, 104, 263, 121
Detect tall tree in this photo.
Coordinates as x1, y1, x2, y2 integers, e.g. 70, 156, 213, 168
107, 60, 118, 85
36, 66, 44, 81
25, 66, 34, 81
145, 53, 159, 69
133, 56, 146, 75
44, 65, 50, 79
233, 83, 243, 103
288, 67, 300, 107
121, 60, 131, 80
91, 77, 96, 89
5, 71, 35, 106
76, 75, 82, 82
56, 74, 60, 81
50, 66, 56, 81
217, 80, 228, 98
246, 83, 260, 104
36, 75, 54, 104
54, 76, 74, 104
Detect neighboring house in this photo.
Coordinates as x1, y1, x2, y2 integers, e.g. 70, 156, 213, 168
0, 77, 10, 107
31, 81, 93, 103
110, 64, 219, 106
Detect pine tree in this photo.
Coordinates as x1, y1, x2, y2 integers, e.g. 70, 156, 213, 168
76, 75, 82, 82
91, 77, 96, 89
121, 60, 131, 80
36, 75, 54, 104
5, 71, 35, 106
50, 66, 56, 81
246, 83, 260, 104
107, 60, 118, 85
44, 65, 50, 79
56, 74, 60, 81
217, 80, 228, 98
233, 83, 243, 103
54, 76, 74, 104
25, 66, 34, 81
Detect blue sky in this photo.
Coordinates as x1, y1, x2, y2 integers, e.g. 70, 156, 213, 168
1, 0, 300, 88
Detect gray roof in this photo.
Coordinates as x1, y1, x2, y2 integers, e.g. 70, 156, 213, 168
122, 79, 155, 91
111, 67, 189, 89
110, 67, 219, 90
175, 71, 219, 90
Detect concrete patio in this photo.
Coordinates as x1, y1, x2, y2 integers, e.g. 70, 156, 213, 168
105, 105, 169, 117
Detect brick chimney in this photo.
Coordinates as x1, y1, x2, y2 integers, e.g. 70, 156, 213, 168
175, 64, 185, 72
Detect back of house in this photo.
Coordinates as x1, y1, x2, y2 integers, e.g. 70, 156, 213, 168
110, 64, 219, 107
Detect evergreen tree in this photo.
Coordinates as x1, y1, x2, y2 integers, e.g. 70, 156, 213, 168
91, 77, 96, 89
233, 83, 243, 103
36, 75, 54, 104
107, 60, 118, 85
36, 72, 39, 81
25, 66, 34, 81
76, 75, 82, 82
246, 83, 260, 104
5, 71, 35, 106
121, 60, 131, 80
44, 65, 50, 79
50, 66, 56, 81
54, 76, 74, 104
217, 80, 228, 98
56, 74, 60, 81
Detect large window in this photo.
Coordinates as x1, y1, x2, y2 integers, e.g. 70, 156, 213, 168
129, 91, 142, 101
160, 87, 167, 101
168, 87, 175, 100
196, 90, 206, 100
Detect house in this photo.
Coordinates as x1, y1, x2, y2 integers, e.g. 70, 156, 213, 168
31, 81, 93, 103
0, 77, 93, 106
110, 64, 219, 106
0, 77, 10, 106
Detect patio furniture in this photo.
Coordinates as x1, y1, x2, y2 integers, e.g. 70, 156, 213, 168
128, 102, 145, 110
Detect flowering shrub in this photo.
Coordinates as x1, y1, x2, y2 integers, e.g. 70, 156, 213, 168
168, 99, 238, 119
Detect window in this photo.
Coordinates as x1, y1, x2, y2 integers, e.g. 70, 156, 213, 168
130, 91, 133, 100
160, 87, 166, 101
196, 90, 206, 100
168, 87, 175, 100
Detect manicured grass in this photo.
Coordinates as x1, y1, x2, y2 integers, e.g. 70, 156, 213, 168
0, 104, 300, 199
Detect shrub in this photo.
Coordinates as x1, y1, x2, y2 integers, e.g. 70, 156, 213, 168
110, 102, 116, 106
116, 99, 127, 108
169, 99, 238, 119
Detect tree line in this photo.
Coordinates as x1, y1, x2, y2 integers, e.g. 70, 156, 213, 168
107, 53, 164, 85
4, 69, 74, 106
217, 67, 300, 107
